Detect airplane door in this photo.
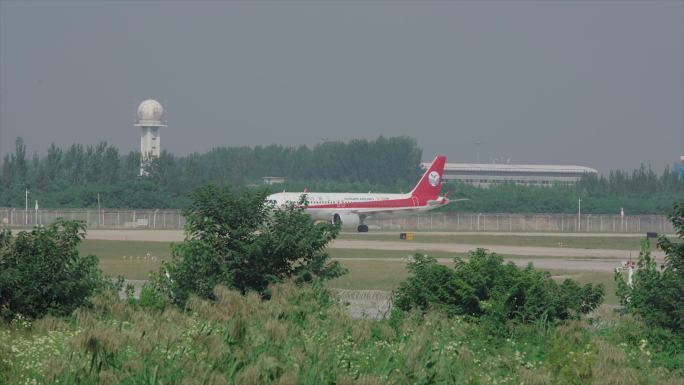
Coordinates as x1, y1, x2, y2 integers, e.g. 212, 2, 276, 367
412, 196, 419, 207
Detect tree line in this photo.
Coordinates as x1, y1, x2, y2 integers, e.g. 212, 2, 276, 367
0, 136, 682, 213
442, 164, 683, 215
0, 136, 422, 209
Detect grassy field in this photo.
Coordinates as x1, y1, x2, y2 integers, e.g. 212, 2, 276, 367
79, 240, 172, 280
544, 269, 619, 305
338, 233, 663, 250
83, 239, 621, 304
326, 259, 411, 292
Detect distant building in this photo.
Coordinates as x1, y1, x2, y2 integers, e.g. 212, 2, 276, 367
136, 99, 166, 176
263, 176, 286, 185
421, 162, 598, 188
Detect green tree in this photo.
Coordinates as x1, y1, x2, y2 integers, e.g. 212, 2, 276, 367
100, 144, 120, 183
123, 151, 141, 178
616, 200, 684, 335
44, 143, 63, 184
13, 137, 28, 184
0, 219, 104, 320
153, 186, 346, 305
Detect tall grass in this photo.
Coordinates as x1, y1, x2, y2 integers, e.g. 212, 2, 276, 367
1, 283, 682, 385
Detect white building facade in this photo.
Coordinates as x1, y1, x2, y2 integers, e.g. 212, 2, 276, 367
421, 162, 598, 188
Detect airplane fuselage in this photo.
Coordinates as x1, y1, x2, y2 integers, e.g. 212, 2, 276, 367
267, 192, 447, 221
265, 155, 450, 231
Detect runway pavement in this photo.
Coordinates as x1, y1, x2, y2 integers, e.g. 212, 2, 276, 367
86, 229, 654, 241
86, 230, 663, 272
328, 239, 664, 259
87, 229, 184, 242
356, 231, 659, 237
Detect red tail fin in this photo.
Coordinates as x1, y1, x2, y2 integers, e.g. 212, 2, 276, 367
410, 155, 446, 200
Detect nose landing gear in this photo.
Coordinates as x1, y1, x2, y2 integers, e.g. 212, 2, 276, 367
357, 214, 369, 232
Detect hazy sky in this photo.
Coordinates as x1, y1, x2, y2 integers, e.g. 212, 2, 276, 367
1, 1, 682, 172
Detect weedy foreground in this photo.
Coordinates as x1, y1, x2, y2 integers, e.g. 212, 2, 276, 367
1, 282, 682, 385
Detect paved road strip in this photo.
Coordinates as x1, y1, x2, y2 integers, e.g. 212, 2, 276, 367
85, 230, 663, 259
329, 239, 664, 259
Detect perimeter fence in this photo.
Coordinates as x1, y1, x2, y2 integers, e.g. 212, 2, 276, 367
0, 207, 674, 234
372, 212, 674, 234
0, 208, 185, 230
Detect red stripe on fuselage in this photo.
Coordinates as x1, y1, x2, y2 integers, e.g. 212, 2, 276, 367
306, 196, 428, 209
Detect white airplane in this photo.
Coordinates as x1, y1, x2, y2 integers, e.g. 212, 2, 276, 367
266, 155, 453, 232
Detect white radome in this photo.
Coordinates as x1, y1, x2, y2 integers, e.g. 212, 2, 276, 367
136, 99, 165, 126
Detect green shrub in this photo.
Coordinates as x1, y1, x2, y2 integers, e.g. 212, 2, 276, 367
154, 186, 346, 305
617, 200, 684, 336
394, 250, 604, 327
135, 284, 168, 312
0, 219, 104, 320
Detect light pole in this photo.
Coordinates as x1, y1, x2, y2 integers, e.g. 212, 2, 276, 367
24, 189, 28, 226
474, 141, 483, 163
578, 197, 582, 232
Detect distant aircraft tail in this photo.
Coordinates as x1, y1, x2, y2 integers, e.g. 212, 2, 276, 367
410, 155, 446, 201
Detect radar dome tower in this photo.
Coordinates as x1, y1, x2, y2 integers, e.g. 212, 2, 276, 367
135, 99, 166, 176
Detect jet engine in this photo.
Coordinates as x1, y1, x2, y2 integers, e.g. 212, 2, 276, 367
331, 213, 360, 229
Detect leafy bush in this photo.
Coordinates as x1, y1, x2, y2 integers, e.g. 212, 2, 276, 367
617, 200, 684, 336
153, 185, 346, 305
134, 284, 168, 312
394, 250, 604, 328
0, 219, 104, 320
